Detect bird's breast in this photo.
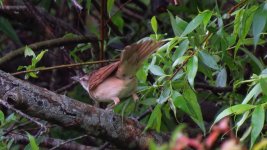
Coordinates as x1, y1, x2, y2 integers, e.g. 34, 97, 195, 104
89, 76, 137, 102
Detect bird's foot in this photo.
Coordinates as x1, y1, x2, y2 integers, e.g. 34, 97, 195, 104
132, 93, 139, 102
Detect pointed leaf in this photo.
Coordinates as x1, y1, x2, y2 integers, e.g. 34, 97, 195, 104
27, 133, 39, 150
253, 3, 267, 48
24, 46, 36, 58
251, 105, 265, 148
216, 68, 227, 87
181, 10, 212, 36
149, 65, 165, 76
107, 0, 115, 15
213, 104, 255, 126
187, 55, 198, 88
199, 51, 219, 70
151, 16, 158, 34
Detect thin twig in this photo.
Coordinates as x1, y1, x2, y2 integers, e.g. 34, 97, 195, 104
169, 51, 195, 81
54, 81, 78, 93
0, 98, 47, 136
11, 59, 118, 76
99, 142, 111, 150
71, 0, 83, 10
49, 134, 88, 150
136, 107, 153, 121
0, 36, 98, 65
227, 0, 248, 15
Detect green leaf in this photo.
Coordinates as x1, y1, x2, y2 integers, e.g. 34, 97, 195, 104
186, 55, 198, 88
27, 133, 39, 150
260, 78, 267, 96
107, 0, 115, 15
233, 9, 244, 37
213, 104, 256, 126
86, 0, 92, 13
0, 110, 5, 124
136, 62, 149, 82
183, 87, 205, 133
145, 104, 162, 132
172, 39, 189, 61
151, 16, 158, 35
0, 17, 21, 45
34, 50, 48, 65
141, 98, 157, 106
172, 91, 190, 114
168, 10, 188, 36
251, 105, 265, 148
240, 48, 264, 71
181, 10, 212, 36
216, 68, 227, 87
111, 13, 124, 31
149, 65, 165, 76
242, 83, 261, 104
199, 51, 219, 70
253, 3, 267, 48
24, 46, 36, 58
17, 66, 26, 71
28, 72, 38, 78
172, 56, 189, 68
157, 87, 171, 104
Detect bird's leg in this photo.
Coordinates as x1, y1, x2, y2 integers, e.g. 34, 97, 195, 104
112, 97, 120, 105
93, 101, 99, 107
132, 93, 139, 101
105, 97, 120, 110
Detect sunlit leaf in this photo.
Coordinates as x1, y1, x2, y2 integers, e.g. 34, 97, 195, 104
213, 104, 256, 126
27, 133, 39, 150
181, 10, 212, 36
242, 83, 261, 104
24, 46, 36, 58
151, 16, 158, 35
33, 50, 48, 65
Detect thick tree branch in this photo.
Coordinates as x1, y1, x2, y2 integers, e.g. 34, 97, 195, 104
0, 70, 168, 149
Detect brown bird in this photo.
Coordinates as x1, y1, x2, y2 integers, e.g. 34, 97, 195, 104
73, 39, 163, 106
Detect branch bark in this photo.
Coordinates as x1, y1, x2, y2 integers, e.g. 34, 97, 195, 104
0, 70, 168, 149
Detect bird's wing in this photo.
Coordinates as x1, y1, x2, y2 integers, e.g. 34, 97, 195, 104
88, 61, 120, 90
116, 39, 163, 78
